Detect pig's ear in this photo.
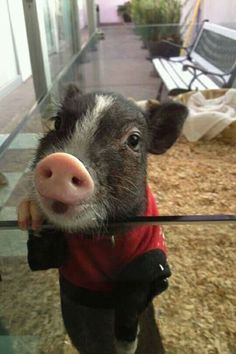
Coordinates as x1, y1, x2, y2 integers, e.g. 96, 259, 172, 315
64, 83, 82, 99
134, 99, 160, 113
147, 101, 188, 154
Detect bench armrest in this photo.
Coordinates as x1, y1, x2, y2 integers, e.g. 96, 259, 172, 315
183, 63, 233, 89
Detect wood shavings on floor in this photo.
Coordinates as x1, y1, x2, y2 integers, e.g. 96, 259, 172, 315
0, 136, 235, 354
148, 136, 236, 354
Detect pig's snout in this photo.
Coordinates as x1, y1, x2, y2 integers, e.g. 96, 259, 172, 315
35, 153, 94, 206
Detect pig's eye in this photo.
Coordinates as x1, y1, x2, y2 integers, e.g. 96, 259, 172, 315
127, 133, 141, 151
54, 117, 62, 131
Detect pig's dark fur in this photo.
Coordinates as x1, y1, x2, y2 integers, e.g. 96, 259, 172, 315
32, 87, 187, 234
28, 86, 188, 354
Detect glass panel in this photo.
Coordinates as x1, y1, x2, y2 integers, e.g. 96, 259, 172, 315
0, 23, 236, 354
0, 0, 35, 167
78, 0, 89, 46
0, 223, 235, 353
0, 229, 66, 353
0, 0, 19, 90
43, 0, 57, 54
42, 0, 75, 79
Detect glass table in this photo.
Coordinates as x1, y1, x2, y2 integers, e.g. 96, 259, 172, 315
0, 24, 235, 354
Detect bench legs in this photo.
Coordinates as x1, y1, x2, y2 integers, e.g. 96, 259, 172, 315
157, 83, 192, 101
168, 88, 191, 96
157, 82, 164, 101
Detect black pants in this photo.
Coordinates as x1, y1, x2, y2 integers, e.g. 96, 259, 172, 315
60, 290, 118, 354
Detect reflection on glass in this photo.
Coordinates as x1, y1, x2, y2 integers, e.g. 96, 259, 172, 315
78, 0, 89, 46
0, 231, 64, 353
0, 24, 236, 354
42, 0, 74, 79
0, 223, 235, 353
0, 0, 35, 140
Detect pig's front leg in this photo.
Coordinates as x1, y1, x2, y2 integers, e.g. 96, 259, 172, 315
114, 310, 139, 354
17, 199, 67, 271
17, 199, 44, 230
114, 284, 149, 354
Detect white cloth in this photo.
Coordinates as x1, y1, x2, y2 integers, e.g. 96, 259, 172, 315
182, 89, 236, 141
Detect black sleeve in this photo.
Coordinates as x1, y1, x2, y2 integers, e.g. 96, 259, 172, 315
27, 228, 68, 271
113, 249, 171, 343
116, 249, 171, 304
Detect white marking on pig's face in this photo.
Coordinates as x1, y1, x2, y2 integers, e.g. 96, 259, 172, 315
78, 94, 114, 140
93, 94, 114, 120
31, 95, 117, 232
31, 92, 149, 232
63, 94, 114, 159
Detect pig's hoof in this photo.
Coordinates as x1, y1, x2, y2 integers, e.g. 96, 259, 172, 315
115, 338, 138, 354
17, 200, 43, 230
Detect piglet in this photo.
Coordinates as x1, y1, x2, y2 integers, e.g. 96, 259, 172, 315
18, 86, 188, 354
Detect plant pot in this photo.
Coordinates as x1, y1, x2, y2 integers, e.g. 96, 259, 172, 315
147, 39, 180, 59
122, 13, 132, 22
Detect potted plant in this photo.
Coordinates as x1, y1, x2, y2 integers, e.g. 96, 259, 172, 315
117, 2, 132, 23
131, 0, 182, 57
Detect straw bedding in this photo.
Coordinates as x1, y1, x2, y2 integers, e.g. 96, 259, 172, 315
148, 135, 236, 354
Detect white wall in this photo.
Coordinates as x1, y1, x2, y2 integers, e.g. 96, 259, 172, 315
96, 0, 236, 26
180, 0, 236, 44
0, 0, 32, 95
8, 0, 32, 81
78, 0, 88, 29
96, 0, 125, 24
181, 0, 236, 26
0, 0, 19, 90
201, 0, 236, 24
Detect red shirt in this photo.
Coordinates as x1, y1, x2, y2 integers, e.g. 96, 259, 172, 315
60, 187, 166, 291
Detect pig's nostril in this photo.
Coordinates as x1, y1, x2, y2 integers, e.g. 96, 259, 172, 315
43, 168, 53, 179
52, 201, 69, 214
72, 176, 81, 186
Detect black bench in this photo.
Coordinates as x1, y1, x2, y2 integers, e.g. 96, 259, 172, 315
152, 21, 236, 99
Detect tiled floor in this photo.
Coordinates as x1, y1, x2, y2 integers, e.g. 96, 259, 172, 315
0, 77, 35, 134
76, 25, 161, 99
